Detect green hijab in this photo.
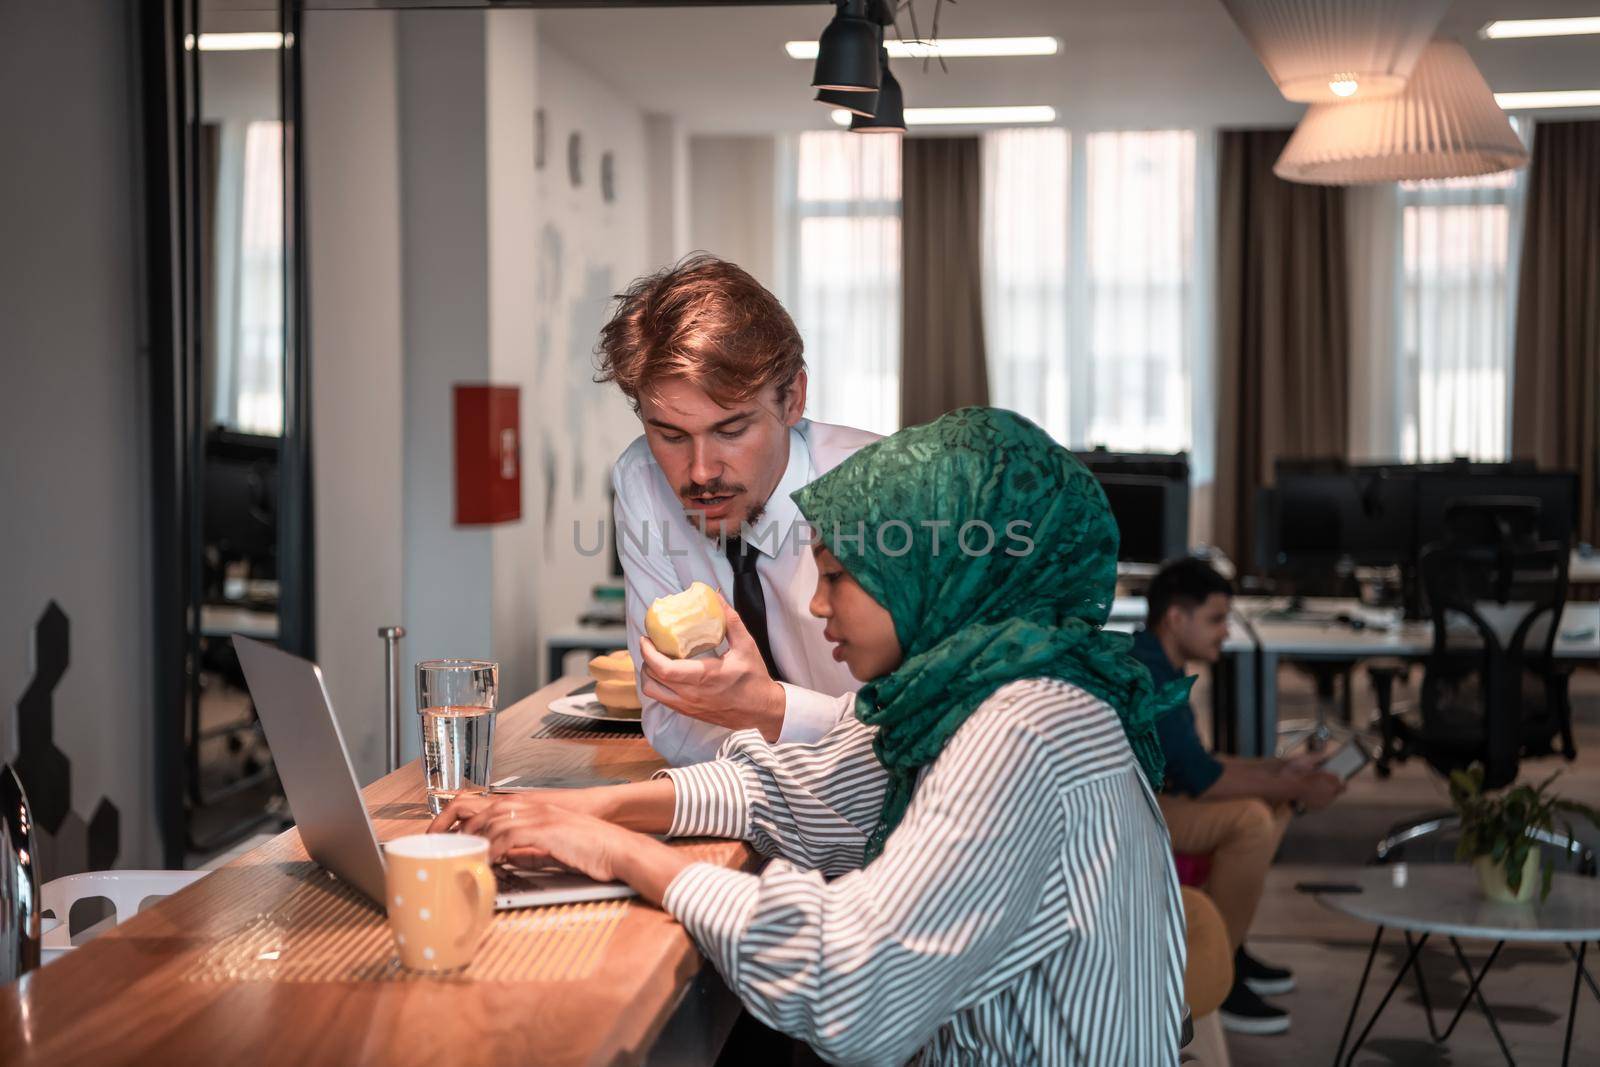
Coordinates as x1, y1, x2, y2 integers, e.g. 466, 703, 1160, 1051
792, 407, 1191, 860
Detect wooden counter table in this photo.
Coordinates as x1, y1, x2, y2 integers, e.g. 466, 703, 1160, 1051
0, 677, 754, 1067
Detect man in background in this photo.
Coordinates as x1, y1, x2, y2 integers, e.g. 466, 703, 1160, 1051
597, 253, 879, 767
1133, 557, 1345, 1037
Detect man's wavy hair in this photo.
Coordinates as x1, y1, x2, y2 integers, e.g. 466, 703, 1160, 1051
595, 253, 805, 411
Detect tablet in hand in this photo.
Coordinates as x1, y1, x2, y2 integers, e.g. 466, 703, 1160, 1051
1319, 741, 1371, 782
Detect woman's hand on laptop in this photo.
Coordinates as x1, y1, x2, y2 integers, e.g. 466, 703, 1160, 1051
429, 789, 597, 833
441, 800, 689, 907
428, 778, 677, 836
638, 594, 785, 741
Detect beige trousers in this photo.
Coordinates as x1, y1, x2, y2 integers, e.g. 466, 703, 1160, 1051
1159, 795, 1292, 952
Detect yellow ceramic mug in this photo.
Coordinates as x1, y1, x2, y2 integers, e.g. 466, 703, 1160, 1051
384, 833, 496, 973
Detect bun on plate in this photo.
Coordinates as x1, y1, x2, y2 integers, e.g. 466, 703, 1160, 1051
587, 649, 641, 713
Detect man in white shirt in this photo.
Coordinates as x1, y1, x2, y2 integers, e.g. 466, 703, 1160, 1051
598, 254, 879, 766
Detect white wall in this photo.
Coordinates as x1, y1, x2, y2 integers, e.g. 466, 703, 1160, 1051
305, 8, 667, 741
484, 9, 544, 700
644, 113, 691, 271
305, 9, 406, 782
513, 31, 658, 692
0, 0, 158, 868
687, 135, 779, 290
396, 10, 496, 724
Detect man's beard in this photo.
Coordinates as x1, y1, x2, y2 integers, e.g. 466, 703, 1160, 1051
679, 477, 764, 540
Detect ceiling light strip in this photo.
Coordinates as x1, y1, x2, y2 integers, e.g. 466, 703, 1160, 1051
1494, 89, 1600, 110
195, 32, 285, 51
1480, 17, 1600, 40
789, 37, 1059, 60
830, 105, 1056, 127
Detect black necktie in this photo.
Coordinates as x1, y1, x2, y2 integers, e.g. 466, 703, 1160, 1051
726, 538, 784, 683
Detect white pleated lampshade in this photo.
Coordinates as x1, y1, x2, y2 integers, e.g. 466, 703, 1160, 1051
1274, 40, 1529, 185
1219, 0, 1452, 103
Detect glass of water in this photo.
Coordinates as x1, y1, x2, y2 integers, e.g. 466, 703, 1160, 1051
415, 659, 499, 816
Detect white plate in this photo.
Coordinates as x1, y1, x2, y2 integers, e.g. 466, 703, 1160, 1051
548, 692, 644, 728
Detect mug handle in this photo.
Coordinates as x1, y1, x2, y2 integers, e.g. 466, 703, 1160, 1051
457, 860, 496, 952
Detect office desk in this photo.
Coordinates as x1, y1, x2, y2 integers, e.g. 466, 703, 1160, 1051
0, 677, 753, 1067
1570, 550, 1600, 586
1241, 598, 1600, 758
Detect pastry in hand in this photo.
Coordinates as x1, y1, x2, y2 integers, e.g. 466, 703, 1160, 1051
645, 581, 726, 659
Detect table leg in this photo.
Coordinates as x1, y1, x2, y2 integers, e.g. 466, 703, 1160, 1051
1440, 938, 1512, 1061
1235, 643, 1256, 758
1334, 925, 1385, 1067
1211, 654, 1238, 755
1256, 650, 1279, 758
1338, 929, 1431, 1067
1565, 941, 1600, 1003
1564, 942, 1588, 1067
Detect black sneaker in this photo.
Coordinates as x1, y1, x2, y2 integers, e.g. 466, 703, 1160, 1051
1219, 980, 1291, 1036
1237, 946, 1295, 996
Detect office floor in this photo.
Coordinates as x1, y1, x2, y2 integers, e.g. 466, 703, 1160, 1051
1205, 665, 1600, 1067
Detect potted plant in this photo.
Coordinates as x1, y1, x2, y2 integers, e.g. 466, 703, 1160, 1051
1449, 765, 1600, 904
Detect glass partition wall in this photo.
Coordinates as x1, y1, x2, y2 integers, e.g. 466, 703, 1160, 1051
142, 0, 311, 864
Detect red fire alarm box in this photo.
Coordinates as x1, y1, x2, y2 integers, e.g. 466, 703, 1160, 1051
453, 384, 522, 525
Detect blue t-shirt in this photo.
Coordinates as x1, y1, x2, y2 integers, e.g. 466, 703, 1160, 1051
1131, 629, 1224, 797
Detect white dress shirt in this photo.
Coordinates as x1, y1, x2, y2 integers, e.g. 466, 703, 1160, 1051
611, 418, 881, 766
657, 678, 1186, 1065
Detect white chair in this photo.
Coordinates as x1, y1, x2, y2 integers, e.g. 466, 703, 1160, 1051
40, 870, 206, 964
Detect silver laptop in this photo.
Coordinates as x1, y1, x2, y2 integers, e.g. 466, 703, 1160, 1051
233, 636, 636, 911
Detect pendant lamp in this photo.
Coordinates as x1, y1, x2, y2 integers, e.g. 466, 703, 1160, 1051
1274, 40, 1529, 185
812, 0, 881, 94
1219, 0, 1452, 103
850, 49, 905, 133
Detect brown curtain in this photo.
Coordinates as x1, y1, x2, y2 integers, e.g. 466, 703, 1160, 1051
1512, 120, 1600, 545
900, 136, 989, 427
1214, 129, 1350, 569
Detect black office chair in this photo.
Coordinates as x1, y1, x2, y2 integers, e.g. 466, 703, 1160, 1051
1369, 497, 1574, 789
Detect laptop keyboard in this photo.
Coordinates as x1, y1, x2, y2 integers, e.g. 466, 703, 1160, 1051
494, 864, 564, 892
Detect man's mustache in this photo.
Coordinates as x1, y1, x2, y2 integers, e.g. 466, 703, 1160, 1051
679, 479, 745, 499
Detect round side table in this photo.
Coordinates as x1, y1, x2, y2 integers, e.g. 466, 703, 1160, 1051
1316, 864, 1600, 1066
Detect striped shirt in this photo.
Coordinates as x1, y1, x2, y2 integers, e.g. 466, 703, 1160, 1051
658, 677, 1186, 1066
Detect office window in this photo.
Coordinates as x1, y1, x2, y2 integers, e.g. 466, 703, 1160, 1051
983, 129, 1199, 455
1084, 130, 1196, 454
783, 132, 901, 436
981, 128, 1070, 436
214, 119, 285, 437
1398, 169, 1522, 462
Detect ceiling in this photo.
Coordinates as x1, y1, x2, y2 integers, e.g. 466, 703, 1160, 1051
537, 0, 1600, 134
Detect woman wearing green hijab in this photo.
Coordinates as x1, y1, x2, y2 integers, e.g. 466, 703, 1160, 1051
434, 408, 1189, 1065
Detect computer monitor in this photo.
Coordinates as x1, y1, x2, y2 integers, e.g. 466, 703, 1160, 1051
1266, 470, 1417, 570
1076, 448, 1190, 482
1416, 472, 1578, 550
1097, 473, 1189, 564
203, 428, 279, 578
1274, 456, 1350, 477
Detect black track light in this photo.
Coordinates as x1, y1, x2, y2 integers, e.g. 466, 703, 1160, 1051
812, 0, 880, 94
850, 48, 905, 133
816, 85, 879, 117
